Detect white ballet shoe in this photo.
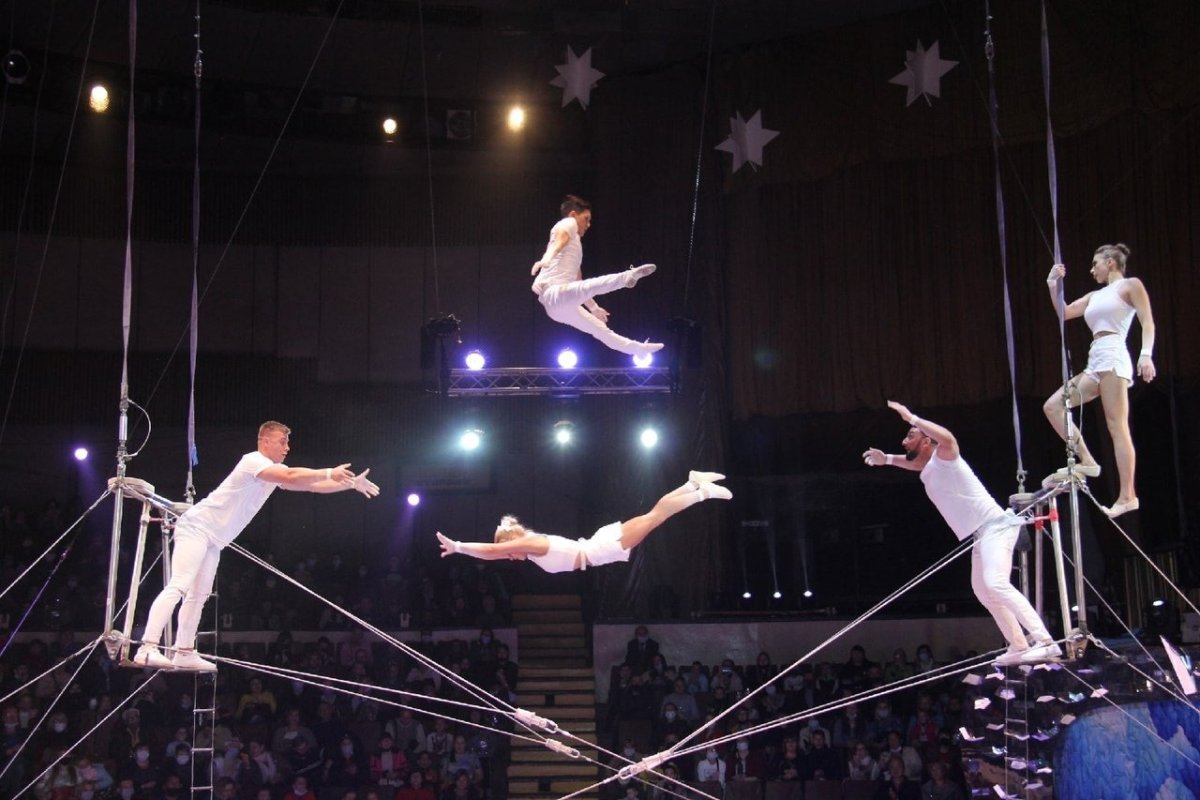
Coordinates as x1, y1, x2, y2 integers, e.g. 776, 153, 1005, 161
172, 650, 218, 672
992, 645, 1029, 667
624, 263, 657, 288
1042, 463, 1100, 489
689, 470, 726, 485
1017, 641, 1062, 664
1104, 498, 1139, 518
699, 482, 732, 501
133, 645, 175, 670
632, 340, 664, 356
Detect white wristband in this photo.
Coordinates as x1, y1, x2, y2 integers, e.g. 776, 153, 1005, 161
885, 454, 895, 466
1139, 349, 1152, 359
325, 468, 332, 481
909, 416, 921, 428
451, 540, 461, 554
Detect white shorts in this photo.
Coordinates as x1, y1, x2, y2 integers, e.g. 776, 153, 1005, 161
1084, 335, 1132, 384
581, 522, 630, 569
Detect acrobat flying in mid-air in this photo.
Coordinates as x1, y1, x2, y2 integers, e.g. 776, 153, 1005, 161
530, 194, 664, 357
437, 470, 730, 572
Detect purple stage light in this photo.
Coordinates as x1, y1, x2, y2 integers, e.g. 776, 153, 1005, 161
556, 349, 578, 369
73, 447, 89, 462
465, 350, 486, 371
407, 493, 421, 507
632, 352, 654, 368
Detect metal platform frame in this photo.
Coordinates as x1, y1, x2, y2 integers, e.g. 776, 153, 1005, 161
444, 366, 674, 397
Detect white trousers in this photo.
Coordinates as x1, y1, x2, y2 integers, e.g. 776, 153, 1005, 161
970, 521, 1052, 649
537, 271, 646, 355
142, 526, 221, 651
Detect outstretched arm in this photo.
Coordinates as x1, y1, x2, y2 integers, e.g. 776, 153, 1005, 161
436, 532, 548, 560
887, 401, 959, 459
1123, 278, 1157, 382
259, 464, 379, 497
861, 447, 922, 472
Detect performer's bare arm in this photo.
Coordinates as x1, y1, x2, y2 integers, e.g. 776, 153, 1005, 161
1122, 277, 1157, 382
436, 531, 550, 560
1045, 264, 1093, 321
259, 464, 380, 497
887, 400, 959, 459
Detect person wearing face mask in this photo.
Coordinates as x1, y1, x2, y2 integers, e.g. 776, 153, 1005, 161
755, 681, 785, 721
213, 738, 243, 780
323, 734, 367, 787
114, 777, 142, 800
623, 626, 660, 676
660, 678, 699, 723
831, 703, 867, 749
73, 755, 114, 793
726, 738, 765, 782
134, 421, 380, 671
695, 745, 726, 786
283, 775, 313, 800
161, 742, 194, 788
121, 744, 159, 797
652, 702, 692, 749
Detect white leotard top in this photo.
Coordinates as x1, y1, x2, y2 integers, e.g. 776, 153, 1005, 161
919, 450, 1006, 541
528, 534, 584, 573
532, 217, 583, 293
1083, 279, 1135, 338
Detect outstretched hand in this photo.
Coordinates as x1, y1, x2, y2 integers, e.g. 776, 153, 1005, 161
352, 468, 380, 498
531, 260, 545, 276
862, 448, 887, 467
886, 400, 914, 423
435, 531, 458, 558
330, 463, 355, 485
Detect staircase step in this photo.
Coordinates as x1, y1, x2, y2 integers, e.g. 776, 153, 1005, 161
517, 692, 595, 707
522, 656, 590, 668
511, 731, 598, 749
520, 678, 596, 692
520, 665, 595, 678
512, 594, 582, 610
508, 762, 603, 778
510, 747, 600, 763
511, 609, 584, 624
522, 635, 587, 649
512, 705, 594, 720
509, 778, 601, 796
515, 621, 587, 636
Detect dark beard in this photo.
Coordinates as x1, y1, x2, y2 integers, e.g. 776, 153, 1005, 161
904, 449, 918, 461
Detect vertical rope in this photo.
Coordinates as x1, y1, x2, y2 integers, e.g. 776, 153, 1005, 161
415, 0, 440, 312
982, 2, 1026, 492
185, 0, 203, 501
680, 0, 719, 315
116, 0, 137, 468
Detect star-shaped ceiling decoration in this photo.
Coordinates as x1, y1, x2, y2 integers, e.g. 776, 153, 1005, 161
550, 45, 605, 110
889, 39, 958, 107
715, 110, 780, 173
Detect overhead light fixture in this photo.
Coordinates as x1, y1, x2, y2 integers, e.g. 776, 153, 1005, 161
506, 105, 526, 131
89, 84, 110, 113
382, 117, 398, 136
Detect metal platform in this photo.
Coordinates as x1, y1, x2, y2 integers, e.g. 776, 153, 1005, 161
445, 366, 673, 397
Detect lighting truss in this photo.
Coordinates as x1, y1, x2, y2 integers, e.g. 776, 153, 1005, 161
445, 367, 672, 397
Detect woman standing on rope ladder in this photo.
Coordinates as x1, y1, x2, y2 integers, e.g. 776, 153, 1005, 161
1043, 244, 1156, 519
530, 195, 664, 357
436, 471, 729, 571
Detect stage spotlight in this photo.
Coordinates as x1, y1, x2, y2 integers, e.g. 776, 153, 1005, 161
459, 429, 482, 451
73, 447, 89, 462
556, 349, 578, 369
464, 350, 486, 371
632, 352, 654, 368
742, 590, 752, 600
1152, 599, 1165, 608
382, 117, 398, 136
1144, 598, 1179, 640
406, 493, 421, 507
89, 84, 110, 113
803, 589, 813, 599
507, 105, 526, 131
553, 420, 574, 445
639, 427, 659, 449
772, 590, 782, 600
3, 50, 30, 85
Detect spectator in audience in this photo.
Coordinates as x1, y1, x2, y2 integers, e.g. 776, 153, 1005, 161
841, 645, 874, 694
396, 768, 437, 800
802, 729, 843, 780
311, 700, 348, 762
160, 742, 193, 789
726, 738, 765, 782
386, 708, 427, 754
158, 774, 186, 800
768, 735, 803, 782
285, 736, 324, 787
439, 769, 481, 800
213, 737, 242, 782
706, 684, 732, 716
425, 717, 454, 758
884, 648, 915, 684
323, 734, 368, 788
659, 679, 699, 723
474, 594, 505, 630
696, 746, 726, 786
280, 677, 321, 721
907, 709, 939, 748
712, 660, 744, 694
744, 651, 779, 690
236, 677, 277, 728
908, 693, 945, 733
875, 755, 920, 800
413, 750, 443, 793
652, 702, 692, 749
848, 740, 881, 781
283, 774, 314, 800
921, 761, 965, 800
648, 762, 684, 800
832, 703, 867, 749
867, 700, 904, 749
755, 682, 786, 721
370, 733, 408, 787
881, 731, 922, 781
914, 645, 937, 674
213, 777, 237, 800
109, 708, 150, 765
813, 663, 841, 704
445, 733, 485, 791
684, 662, 709, 695
607, 665, 655, 735
272, 708, 318, 755
797, 715, 830, 750
623, 626, 660, 675
239, 738, 282, 795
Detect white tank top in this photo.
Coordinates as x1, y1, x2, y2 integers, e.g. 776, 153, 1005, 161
1083, 278, 1135, 338
531, 217, 583, 292
919, 451, 1004, 541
